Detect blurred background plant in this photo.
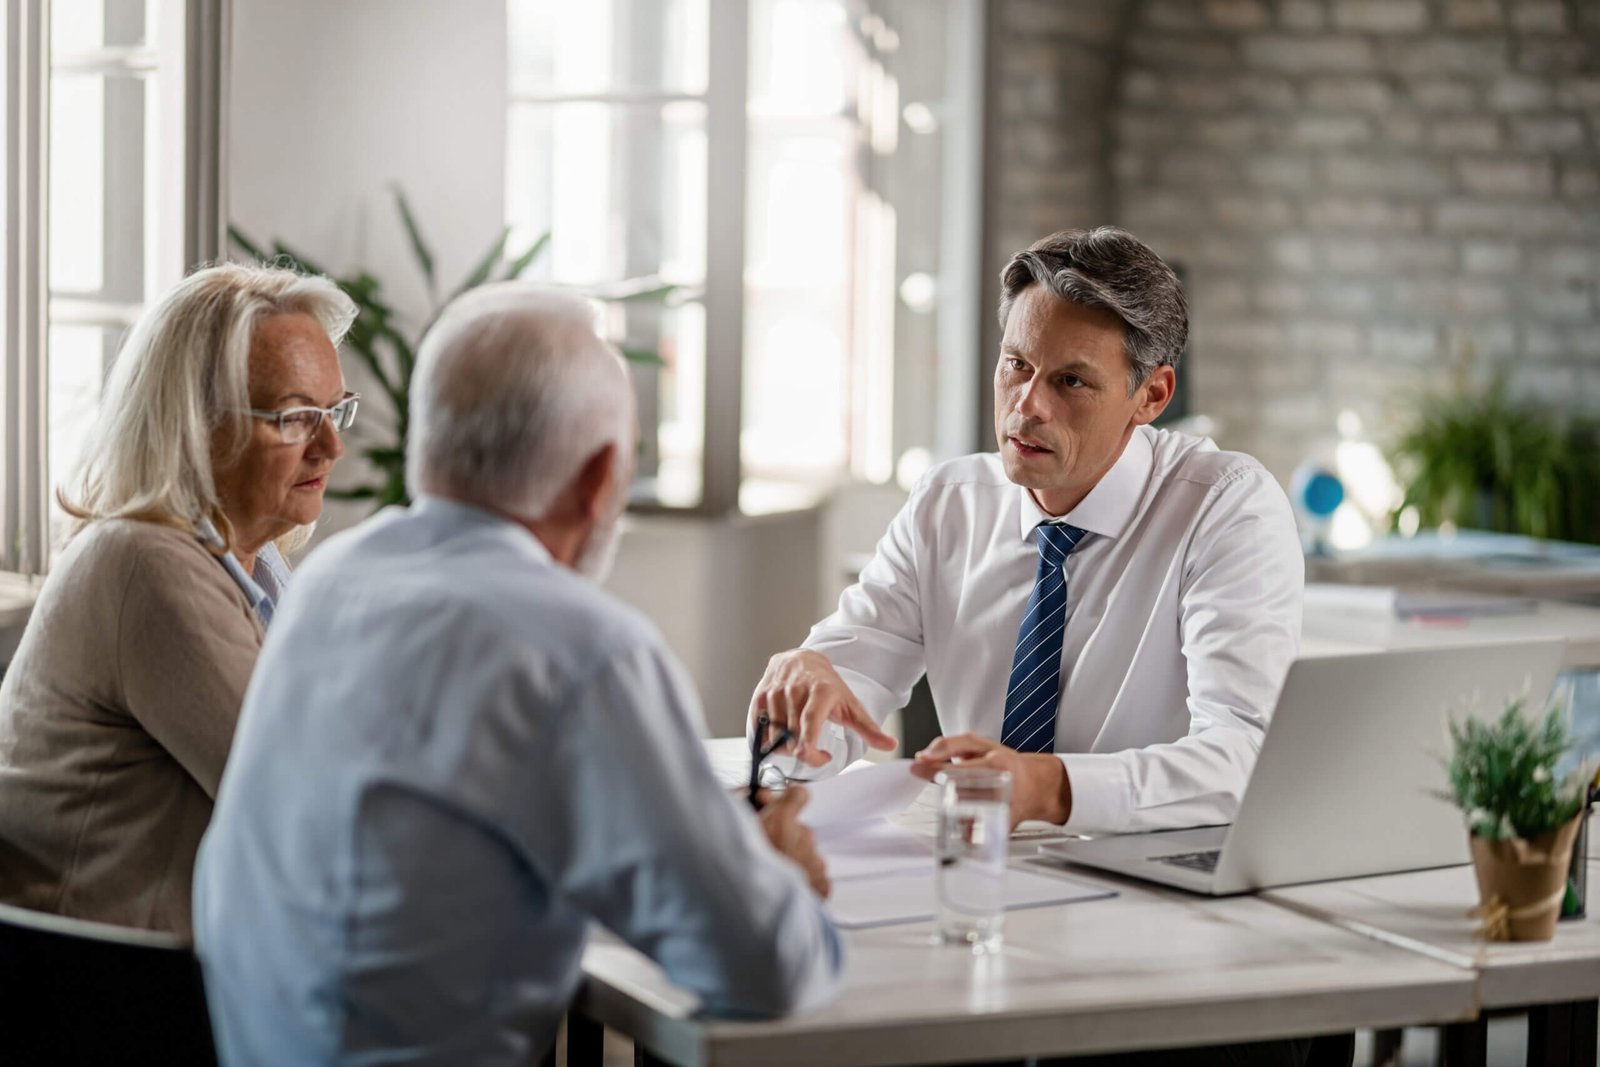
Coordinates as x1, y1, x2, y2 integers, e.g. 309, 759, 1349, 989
231, 186, 674, 509
1389, 380, 1600, 545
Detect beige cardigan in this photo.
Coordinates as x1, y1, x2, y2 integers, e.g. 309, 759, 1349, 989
0, 518, 264, 935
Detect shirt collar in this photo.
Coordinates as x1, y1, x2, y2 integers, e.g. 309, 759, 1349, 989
411, 493, 555, 565
1016, 425, 1154, 542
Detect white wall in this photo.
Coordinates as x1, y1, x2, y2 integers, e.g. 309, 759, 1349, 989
228, 0, 508, 533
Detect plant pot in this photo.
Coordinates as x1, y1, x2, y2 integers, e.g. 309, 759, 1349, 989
1468, 816, 1583, 941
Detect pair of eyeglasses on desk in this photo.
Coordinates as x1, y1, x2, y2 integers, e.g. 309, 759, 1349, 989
747, 715, 794, 811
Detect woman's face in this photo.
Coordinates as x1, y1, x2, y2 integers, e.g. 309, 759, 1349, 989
212, 312, 347, 555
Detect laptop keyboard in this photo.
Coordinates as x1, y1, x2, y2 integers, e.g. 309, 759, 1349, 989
1151, 849, 1221, 873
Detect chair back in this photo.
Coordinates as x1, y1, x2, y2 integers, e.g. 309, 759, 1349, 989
0, 901, 217, 1066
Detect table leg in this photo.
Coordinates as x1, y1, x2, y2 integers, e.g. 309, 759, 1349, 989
1370, 1028, 1402, 1067
1436, 1017, 1486, 1067
1525, 1000, 1599, 1067
566, 1010, 604, 1067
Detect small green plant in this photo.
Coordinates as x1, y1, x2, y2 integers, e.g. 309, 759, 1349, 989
231, 186, 674, 509
1440, 696, 1592, 842
1390, 383, 1600, 544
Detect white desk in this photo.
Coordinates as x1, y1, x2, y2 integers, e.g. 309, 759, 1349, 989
576, 867, 1476, 1067
1300, 598, 1600, 671
573, 742, 1479, 1066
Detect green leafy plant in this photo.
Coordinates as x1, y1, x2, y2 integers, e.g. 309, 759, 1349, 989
1390, 384, 1600, 544
231, 186, 674, 509
1440, 696, 1591, 841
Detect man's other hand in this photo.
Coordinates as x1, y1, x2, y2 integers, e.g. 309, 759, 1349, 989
912, 733, 1073, 827
748, 649, 896, 768
754, 787, 831, 900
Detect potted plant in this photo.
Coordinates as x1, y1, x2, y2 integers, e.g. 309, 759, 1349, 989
1390, 382, 1600, 545
231, 186, 676, 509
1440, 696, 1594, 941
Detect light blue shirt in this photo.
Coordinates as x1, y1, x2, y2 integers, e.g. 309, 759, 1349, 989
194, 496, 842, 1066
194, 517, 292, 628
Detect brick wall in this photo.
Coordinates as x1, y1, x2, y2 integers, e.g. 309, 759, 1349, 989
985, 0, 1600, 480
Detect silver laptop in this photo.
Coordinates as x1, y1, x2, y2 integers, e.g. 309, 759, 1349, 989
1037, 640, 1566, 895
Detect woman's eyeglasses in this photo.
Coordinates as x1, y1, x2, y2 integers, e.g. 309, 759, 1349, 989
247, 392, 360, 444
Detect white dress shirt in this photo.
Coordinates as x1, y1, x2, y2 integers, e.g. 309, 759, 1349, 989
803, 426, 1303, 834
195, 497, 841, 1067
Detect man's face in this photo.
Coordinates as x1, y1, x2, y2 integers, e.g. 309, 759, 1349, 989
993, 285, 1174, 516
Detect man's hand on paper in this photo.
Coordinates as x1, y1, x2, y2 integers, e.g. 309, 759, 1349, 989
753, 787, 832, 900
748, 649, 896, 768
912, 733, 1072, 828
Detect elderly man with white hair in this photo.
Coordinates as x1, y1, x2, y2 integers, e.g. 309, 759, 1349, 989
193, 284, 842, 1067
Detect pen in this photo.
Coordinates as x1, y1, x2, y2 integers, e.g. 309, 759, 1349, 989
748, 714, 794, 811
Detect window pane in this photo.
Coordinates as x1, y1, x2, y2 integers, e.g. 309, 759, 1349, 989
507, 100, 707, 286
51, 0, 150, 57
508, 0, 707, 97
749, 0, 851, 117
47, 324, 117, 545
50, 72, 153, 301
633, 301, 705, 509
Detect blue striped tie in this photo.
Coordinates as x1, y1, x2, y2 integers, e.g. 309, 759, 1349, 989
1000, 522, 1088, 753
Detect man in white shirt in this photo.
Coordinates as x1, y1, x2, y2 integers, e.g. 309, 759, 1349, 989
751, 226, 1304, 836
195, 286, 842, 1067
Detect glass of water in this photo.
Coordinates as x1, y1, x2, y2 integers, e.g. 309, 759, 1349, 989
934, 767, 1012, 951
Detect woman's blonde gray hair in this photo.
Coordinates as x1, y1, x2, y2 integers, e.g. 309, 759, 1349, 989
60, 261, 356, 549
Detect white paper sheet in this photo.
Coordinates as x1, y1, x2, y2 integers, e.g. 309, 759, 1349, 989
795, 758, 927, 828
814, 819, 935, 881
826, 865, 1114, 929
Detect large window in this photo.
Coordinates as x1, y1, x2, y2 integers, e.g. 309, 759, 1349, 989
2, 0, 223, 573
506, 0, 982, 515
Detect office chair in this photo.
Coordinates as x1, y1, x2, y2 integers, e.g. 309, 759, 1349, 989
0, 901, 218, 1066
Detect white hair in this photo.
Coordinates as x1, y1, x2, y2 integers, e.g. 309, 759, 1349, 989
407, 283, 633, 519
62, 261, 356, 548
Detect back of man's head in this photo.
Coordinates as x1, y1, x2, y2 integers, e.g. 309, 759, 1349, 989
407, 283, 632, 520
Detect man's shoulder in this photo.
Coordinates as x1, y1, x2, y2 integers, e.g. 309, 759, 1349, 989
916, 452, 1011, 494
1148, 428, 1274, 495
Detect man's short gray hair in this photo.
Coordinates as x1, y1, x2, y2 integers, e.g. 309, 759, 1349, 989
997, 226, 1188, 393
407, 283, 632, 519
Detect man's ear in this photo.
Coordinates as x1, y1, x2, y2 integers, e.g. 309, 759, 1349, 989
573, 442, 618, 523
1133, 365, 1176, 426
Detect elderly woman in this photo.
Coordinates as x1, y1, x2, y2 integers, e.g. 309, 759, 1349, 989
0, 262, 356, 934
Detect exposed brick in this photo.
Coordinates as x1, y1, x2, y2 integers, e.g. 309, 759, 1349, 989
1290, 320, 1365, 357
1486, 75, 1554, 111
1151, 151, 1238, 185
1556, 77, 1600, 110
1213, 193, 1295, 227
1121, 70, 1166, 105
1318, 280, 1382, 315
1434, 199, 1582, 235
1325, 156, 1451, 195
1129, 35, 1239, 70
1113, 150, 1147, 183
1203, 0, 1273, 30
1523, 288, 1595, 321
1256, 280, 1312, 311
1144, 0, 1205, 30
1198, 235, 1261, 269
1393, 280, 1512, 317
1290, 115, 1373, 146
1510, 2, 1566, 33
1195, 278, 1254, 313
1382, 39, 1509, 76
1511, 115, 1588, 152
1237, 74, 1299, 109
1448, 322, 1518, 361
1245, 154, 1315, 188
1205, 322, 1291, 355
1461, 241, 1522, 275
1516, 363, 1582, 406
1307, 197, 1424, 230
1561, 164, 1600, 198
1457, 157, 1555, 196
1442, 0, 1503, 30
1117, 112, 1185, 147
1518, 39, 1589, 75
1305, 76, 1393, 110
1332, 0, 1427, 33
1428, 116, 1503, 150
1408, 78, 1477, 110
1269, 235, 1317, 271
1276, 0, 1325, 30
1166, 74, 1243, 110
1380, 114, 1425, 146
1372, 325, 1441, 361
1195, 115, 1270, 148
1322, 237, 1454, 272
1004, 1, 1121, 41
1244, 35, 1376, 72
1530, 246, 1597, 282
